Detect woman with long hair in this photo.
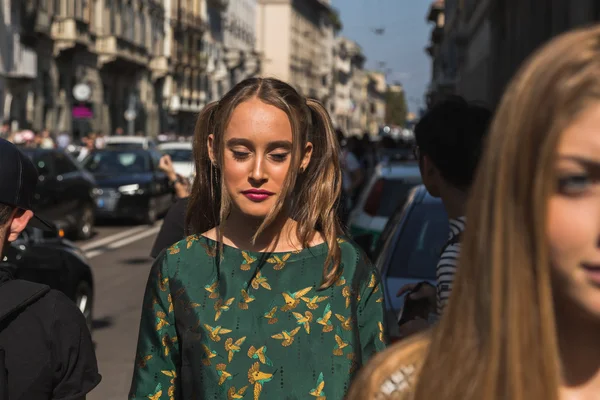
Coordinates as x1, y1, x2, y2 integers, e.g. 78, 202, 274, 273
347, 24, 600, 400
129, 77, 387, 399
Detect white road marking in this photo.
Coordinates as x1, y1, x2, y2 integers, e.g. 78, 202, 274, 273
80, 226, 148, 251
83, 223, 163, 259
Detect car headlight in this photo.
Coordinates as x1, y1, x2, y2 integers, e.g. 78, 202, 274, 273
118, 184, 145, 195
91, 188, 103, 198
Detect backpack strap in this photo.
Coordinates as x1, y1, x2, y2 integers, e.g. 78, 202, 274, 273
0, 279, 51, 327
439, 231, 463, 257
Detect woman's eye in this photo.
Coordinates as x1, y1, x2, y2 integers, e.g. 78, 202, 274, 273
270, 153, 289, 162
557, 174, 591, 194
232, 151, 250, 160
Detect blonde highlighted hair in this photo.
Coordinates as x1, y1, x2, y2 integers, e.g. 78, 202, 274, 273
185, 77, 343, 289
348, 24, 600, 400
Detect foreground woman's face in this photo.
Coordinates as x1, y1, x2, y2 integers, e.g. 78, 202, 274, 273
548, 103, 600, 320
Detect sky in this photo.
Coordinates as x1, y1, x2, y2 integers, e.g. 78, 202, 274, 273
331, 0, 432, 113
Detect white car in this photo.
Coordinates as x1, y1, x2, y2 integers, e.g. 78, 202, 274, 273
104, 136, 157, 150
348, 160, 422, 253
158, 141, 194, 181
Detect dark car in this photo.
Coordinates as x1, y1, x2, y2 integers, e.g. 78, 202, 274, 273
2, 226, 94, 329
373, 185, 449, 341
21, 148, 98, 240
82, 148, 174, 224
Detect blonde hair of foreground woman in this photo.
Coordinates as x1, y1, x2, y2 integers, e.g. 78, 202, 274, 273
347, 24, 600, 400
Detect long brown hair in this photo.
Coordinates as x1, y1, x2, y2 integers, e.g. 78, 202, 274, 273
186, 77, 343, 289
348, 25, 600, 399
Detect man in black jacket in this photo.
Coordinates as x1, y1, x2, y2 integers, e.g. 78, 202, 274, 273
0, 138, 101, 399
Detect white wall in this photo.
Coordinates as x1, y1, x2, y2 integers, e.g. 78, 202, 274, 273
256, 2, 291, 81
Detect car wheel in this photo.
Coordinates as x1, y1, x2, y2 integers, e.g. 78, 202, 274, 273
143, 199, 157, 226
74, 280, 93, 333
75, 204, 95, 240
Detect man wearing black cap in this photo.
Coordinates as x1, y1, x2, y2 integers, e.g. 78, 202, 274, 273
0, 138, 101, 399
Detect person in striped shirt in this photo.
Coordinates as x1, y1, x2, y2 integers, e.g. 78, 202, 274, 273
396, 96, 491, 338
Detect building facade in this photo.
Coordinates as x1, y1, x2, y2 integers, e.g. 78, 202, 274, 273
428, 0, 600, 108
333, 36, 364, 135
256, 0, 335, 100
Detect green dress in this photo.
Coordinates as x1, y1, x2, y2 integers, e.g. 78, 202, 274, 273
129, 235, 388, 400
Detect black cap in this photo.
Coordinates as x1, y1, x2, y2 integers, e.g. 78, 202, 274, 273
0, 138, 53, 230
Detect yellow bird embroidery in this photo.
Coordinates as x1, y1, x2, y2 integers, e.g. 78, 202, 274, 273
333, 334, 349, 356
281, 286, 313, 311
204, 279, 220, 299
263, 306, 278, 324
161, 370, 177, 400
167, 294, 174, 313
161, 334, 178, 356
147, 383, 162, 400
317, 303, 333, 333
157, 270, 169, 292
376, 297, 383, 303
224, 336, 247, 363
368, 273, 377, 288
182, 300, 202, 313
336, 237, 346, 244
248, 345, 273, 366
168, 244, 180, 255
201, 343, 217, 366
378, 322, 386, 343
309, 372, 326, 399
238, 289, 256, 310
342, 286, 352, 309
216, 363, 233, 385
248, 362, 274, 400
227, 386, 249, 400
200, 241, 217, 257
301, 295, 329, 310
214, 297, 235, 321
335, 314, 353, 331
155, 311, 169, 331
204, 324, 233, 342
241, 251, 257, 271
186, 234, 199, 249
271, 326, 301, 347
136, 353, 152, 368
251, 271, 272, 291
293, 311, 313, 334
266, 253, 291, 270
335, 276, 346, 287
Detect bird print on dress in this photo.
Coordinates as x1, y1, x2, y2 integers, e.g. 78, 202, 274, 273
280, 287, 313, 311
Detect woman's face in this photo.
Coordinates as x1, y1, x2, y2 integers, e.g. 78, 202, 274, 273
208, 98, 312, 220
548, 103, 600, 320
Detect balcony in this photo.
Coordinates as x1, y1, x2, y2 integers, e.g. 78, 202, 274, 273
51, 19, 93, 55
0, 33, 37, 79
150, 56, 170, 80
96, 36, 150, 67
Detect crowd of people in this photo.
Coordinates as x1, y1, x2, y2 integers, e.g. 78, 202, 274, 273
0, 25, 598, 400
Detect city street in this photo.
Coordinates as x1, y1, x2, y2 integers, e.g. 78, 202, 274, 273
80, 222, 163, 400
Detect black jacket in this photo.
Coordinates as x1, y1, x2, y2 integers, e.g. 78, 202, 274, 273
150, 197, 188, 258
0, 268, 101, 399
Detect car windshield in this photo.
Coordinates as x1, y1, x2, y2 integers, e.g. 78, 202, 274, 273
83, 151, 150, 174
105, 142, 145, 149
388, 202, 449, 279
377, 178, 422, 217
161, 148, 192, 162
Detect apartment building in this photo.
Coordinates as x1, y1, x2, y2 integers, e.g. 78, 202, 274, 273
256, 0, 335, 99
223, 0, 260, 89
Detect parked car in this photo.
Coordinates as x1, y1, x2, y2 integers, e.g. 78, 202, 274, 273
2, 226, 95, 330
82, 148, 174, 224
158, 141, 194, 182
373, 185, 449, 341
21, 148, 98, 240
348, 160, 422, 253
104, 136, 157, 150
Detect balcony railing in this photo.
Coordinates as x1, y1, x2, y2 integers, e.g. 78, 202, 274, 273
96, 36, 150, 66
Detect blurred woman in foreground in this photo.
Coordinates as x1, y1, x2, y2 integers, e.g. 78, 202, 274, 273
348, 24, 600, 400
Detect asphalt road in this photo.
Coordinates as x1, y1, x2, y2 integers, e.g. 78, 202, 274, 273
79, 222, 164, 400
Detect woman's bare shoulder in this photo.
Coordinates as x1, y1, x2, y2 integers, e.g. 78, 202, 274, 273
347, 332, 431, 400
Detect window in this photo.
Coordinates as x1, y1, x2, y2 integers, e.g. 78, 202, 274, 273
54, 0, 61, 16
388, 202, 449, 280
54, 152, 79, 175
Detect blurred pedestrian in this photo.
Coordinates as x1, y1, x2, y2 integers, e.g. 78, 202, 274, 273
0, 138, 101, 398
130, 77, 387, 399
337, 129, 364, 224
348, 24, 600, 400
56, 131, 71, 149
395, 96, 491, 338
38, 129, 55, 149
